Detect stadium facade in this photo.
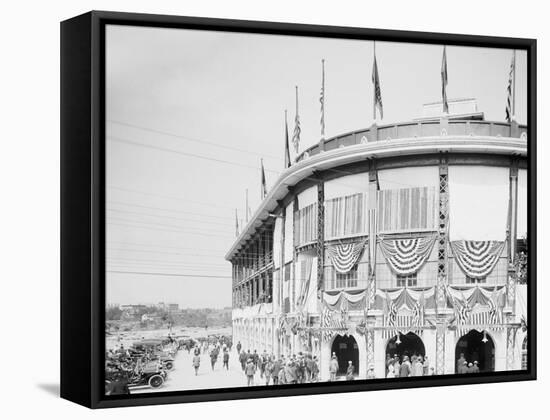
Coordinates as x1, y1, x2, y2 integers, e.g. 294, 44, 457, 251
225, 98, 528, 380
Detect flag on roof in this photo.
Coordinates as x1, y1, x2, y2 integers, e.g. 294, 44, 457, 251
441, 46, 449, 114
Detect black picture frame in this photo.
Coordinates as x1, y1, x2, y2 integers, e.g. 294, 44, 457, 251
60, 10, 537, 409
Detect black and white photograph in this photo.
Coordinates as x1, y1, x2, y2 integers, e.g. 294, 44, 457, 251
103, 23, 530, 396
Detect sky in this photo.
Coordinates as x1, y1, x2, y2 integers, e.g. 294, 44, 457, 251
105, 24, 527, 309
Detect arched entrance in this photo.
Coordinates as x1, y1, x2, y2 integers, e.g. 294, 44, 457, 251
386, 332, 425, 366
455, 330, 495, 373
331, 335, 359, 376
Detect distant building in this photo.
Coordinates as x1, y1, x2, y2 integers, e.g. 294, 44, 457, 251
167, 303, 179, 313
226, 99, 528, 379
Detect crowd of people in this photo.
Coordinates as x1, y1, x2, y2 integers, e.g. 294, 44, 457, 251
456, 353, 481, 374
189, 336, 233, 375
385, 353, 435, 378
235, 342, 320, 386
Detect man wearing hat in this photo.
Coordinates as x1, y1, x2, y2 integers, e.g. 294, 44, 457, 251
329, 355, 339, 381
458, 360, 469, 374
245, 358, 256, 386
366, 363, 376, 379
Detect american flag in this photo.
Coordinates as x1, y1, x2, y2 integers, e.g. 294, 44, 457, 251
385, 291, 398, 330
372, 52, 383, 120
284, 110, 291, 168
292, 86, 301, 154
505, 51, 516, 122
441, 46, 449, 114
488, 294, 501, 325
456, 298, 471, 325
260, 158, 267, 199
321, 306, 334, 342
320, 59, 326, 137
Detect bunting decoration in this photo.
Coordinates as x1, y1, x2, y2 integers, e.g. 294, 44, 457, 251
322, 289, 367, 311
444, 285, 505, 333
326, 240, 367, 274
379, 234, 437, 276
380, 288, 434, 338
450, 240, 505, 279
321, 305, 348, 342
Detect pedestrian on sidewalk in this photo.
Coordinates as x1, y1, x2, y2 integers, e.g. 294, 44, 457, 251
245, 358, 256, 386
264, 357, 274, 385
272, 357, 281, 385
223, 349, 229, 370
310, 356, 319, 382
192, 354, 201, 376
329, 355, 339, 381
346, 361, 355, 381
210, 348, 218, 371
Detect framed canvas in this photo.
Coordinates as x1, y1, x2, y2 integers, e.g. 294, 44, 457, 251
60, 11, 537, 409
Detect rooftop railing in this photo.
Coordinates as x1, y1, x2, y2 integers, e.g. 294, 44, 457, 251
296, 119, 527, 163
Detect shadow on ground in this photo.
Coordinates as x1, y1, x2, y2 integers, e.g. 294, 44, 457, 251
37, 383, 60, 397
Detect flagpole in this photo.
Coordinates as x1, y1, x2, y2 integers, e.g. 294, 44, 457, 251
321, 59, 325, 140
245, 188, 249, 223
372, 41, 376, 124
284, 109, 290, 169
512, 49, 516, 121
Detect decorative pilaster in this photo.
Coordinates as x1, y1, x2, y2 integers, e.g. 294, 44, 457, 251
316, 179, 325, 292
507, 161, 519, 311
366, 316, 376, 375
435, 319, 446, 375
436, 156, 449, 309
506, 326, 517, 370
367, 166, 378, 308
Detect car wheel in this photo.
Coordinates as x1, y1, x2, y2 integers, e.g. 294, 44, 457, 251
149, 374, 164, 388
165, 361, 174, 370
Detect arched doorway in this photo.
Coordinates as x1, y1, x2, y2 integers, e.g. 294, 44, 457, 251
455, 330, 495, 373
386, 332, 425, 366
331, 335, 359, 376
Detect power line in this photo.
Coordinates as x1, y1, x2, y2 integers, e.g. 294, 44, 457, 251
107, 270, 233, 279
108, 135, 280, 175
107, 208, 232, 227
108, 119, 282, 162
106, 240, 228, 252
108, 200, 235, 221
107, 256, 230, 266
108, 186, 245, 213
108, 222, 235, 239
107, 216, 233, 235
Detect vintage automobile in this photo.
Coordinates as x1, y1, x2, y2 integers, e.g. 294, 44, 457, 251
128, 361, 167, 389
131, 339, 176, 371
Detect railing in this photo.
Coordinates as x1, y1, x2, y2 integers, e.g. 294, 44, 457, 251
296, 120, 527, 163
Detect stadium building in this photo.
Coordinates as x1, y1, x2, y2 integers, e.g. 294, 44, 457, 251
225, 97, 528, 380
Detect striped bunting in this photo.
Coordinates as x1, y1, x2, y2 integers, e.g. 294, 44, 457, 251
326, 240, 367, 274
379, 234, 437, 276
382, 311, 422, 339
321, 305, 348, 342
450, 241, 505, 279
